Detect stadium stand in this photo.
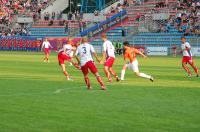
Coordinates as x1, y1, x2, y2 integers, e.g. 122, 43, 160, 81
89, 0, 200, 49
0, 0, 200, 52
0, 0, 56, 36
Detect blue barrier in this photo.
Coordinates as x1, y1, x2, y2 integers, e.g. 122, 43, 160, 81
80, 10, 127, 37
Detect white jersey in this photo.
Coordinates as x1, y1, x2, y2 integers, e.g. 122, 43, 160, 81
181, 42, 192, 57
75, 43, 95, 66
59, 44, 73, 56
42, 41, 51, 48
103, 40, 115, 58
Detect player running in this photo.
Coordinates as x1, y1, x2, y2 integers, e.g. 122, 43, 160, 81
100, 34, 120, 82
58, 41, 80, 80
120, 41, 154, 82
75, 37, 106, 90
68, 38, 74, 66
41, 38, 53, 63
181, 36, 199, 77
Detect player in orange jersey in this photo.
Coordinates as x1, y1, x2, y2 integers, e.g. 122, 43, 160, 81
120, 41, 154, 82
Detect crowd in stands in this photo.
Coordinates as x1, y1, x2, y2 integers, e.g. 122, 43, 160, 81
131, 0, 200, 36
109, 0, 129, 14
174, 0, 200, 35
0, 0, 56, 36
1, 0, 200, 37
157, 0, 200, 36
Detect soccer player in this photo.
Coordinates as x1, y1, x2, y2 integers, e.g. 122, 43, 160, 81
41, 38, 53, 62
100, 34, 120, 82
75, 37, 106, 90
181, 36, 199, 77
58, 41, 80, 80
120, 41, 154, 82
68, 38, 74, 66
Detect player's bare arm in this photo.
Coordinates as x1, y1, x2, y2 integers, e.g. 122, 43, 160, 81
75, 55, 81, 65
71, 46, 77, 51
138, 51, 147, 58
93, 52, 100, 63
100, 52, 106, 64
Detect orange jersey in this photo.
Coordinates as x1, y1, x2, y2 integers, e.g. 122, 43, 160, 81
124, 47, 140, 62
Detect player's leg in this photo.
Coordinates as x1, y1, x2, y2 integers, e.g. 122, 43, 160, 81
188, 61, 199, 77
84, 74, 91, 90
104, 66, 112, 82
133, 60, 153, 81
61, 53, 80, 70
105, 57, 119, 82
109, 67, 120, 81
182, 62, 192, 76
69, 51, 74, 66
60, 64, 71, 80
94, 72, 106, 90
88, 61, 106, 90
120, 64, 128, 80
46, 53, 49, 62
81, 64, 91, 89
135, 72, 153, 81
44, 49, 47, 62
58, 53, 72, 80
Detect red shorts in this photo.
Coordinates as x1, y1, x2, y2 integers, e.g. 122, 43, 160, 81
44, 48, 49, 55
104, 57, 115, 67
58, 52, 71, 65
182, 56, 193, 63
81, 61, 98, 75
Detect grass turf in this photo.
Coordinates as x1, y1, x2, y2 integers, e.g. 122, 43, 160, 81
0, 51, 200, 132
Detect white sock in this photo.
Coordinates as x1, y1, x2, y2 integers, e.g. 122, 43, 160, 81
121, 69, 126, 80
139, 73, 151, 79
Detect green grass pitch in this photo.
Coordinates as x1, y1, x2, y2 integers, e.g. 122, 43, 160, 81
0, 51, 200, 132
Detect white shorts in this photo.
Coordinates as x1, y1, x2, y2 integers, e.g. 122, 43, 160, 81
126, 60, 139, 73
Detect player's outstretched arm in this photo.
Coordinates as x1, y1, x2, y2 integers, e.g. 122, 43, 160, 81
100, 52, 106, 64
138, 51, 147, 59
93, 52, 100, 63
75, 55, 81, 65
41, 43, 44, 51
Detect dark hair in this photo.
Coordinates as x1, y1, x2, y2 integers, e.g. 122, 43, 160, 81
123, 41, 130, 46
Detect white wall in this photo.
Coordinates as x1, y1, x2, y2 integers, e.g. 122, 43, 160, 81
41, 0, 69, 14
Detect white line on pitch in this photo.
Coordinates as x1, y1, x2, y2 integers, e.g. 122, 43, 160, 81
53, 89, 64, 94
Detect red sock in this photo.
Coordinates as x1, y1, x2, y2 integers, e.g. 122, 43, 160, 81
106, 72, 112, 82
96, 76, 104, 87
193, 67, 199, 75
84, 77, 91, 88
184, 66, 191, 75
63, 71, 69, 78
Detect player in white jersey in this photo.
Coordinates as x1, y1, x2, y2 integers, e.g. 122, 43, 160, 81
181, 36, 199, 77
58, 40, 80, 80
41, 38, 53, 62
66, 38, 74, 66
75, 37, 105, 90
100, 34, 120, 82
